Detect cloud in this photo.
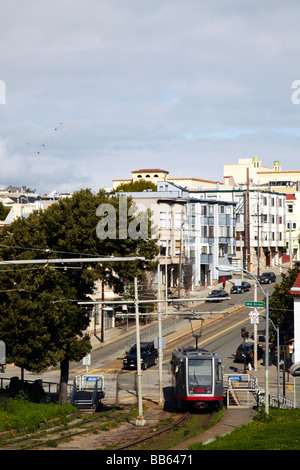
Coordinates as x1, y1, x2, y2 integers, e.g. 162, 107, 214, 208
0, 0, 299, 193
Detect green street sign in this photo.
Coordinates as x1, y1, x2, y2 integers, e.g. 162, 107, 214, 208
244, 301, 265, 308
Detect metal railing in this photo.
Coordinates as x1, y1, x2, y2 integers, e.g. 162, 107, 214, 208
0, 376, 73, 394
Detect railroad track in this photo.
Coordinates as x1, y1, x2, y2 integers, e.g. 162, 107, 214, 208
114, 410, 214, 450
0, 407, 212, 451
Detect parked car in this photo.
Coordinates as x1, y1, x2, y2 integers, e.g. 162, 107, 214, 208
251, 330, 266, 351
123, 342, 158, 370
258, 272, 276, 284
205, 289, 229, 302
234, 342, 263, 364
230, 282, 251, 294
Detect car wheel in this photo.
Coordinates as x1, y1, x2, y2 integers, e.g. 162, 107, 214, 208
143, 362, 148, 370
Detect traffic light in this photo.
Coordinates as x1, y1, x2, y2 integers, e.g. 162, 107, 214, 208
241, 328, 249, 338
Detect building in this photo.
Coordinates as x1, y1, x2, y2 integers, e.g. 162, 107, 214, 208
224, 157, 300, 265
286, 193, 300, 264
224, 157, 300, 192
113, 168, 230, 191
114, 181, 236, 292
190, 187, 286, 276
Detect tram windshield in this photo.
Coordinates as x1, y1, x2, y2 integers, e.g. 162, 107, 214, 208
188, 359, 212, 387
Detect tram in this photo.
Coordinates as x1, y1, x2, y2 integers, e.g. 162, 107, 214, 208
170, 346, 224, 410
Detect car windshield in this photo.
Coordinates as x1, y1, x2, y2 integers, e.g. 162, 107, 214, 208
188, 359, 212, 387
129, 345, 150, 354
238, 344, 252, 352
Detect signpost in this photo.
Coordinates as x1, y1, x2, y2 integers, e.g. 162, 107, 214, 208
249, 308, 260, 324
245, 301, 265, 308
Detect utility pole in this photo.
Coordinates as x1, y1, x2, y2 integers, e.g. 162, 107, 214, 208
157, 265, 163, 404
246, 168, 251, 272
257, 183, 261, 278
134, 276, 145, 425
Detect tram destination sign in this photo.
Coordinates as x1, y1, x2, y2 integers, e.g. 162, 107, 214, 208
244, 301, 265, 308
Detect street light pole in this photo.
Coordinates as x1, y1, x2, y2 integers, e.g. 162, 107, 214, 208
134, 276, 145, 425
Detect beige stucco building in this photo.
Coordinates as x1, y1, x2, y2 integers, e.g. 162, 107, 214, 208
224, 157, 300, 193
113, 168, 228, 191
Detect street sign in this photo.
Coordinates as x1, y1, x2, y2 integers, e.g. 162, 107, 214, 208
249, 308, 259, 324
82, 353, 91, 366
244, 301, 265, 308
85, 376, 101, 382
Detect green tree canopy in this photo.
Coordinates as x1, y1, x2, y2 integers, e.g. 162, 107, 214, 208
269, 267, 299, 342
0, 188, 159, 403
115, 180, 157, 192
0, 202, 10, 221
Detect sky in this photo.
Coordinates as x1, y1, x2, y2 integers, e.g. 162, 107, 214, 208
0, 0, 300, 195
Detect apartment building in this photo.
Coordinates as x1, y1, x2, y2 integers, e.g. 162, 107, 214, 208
113, 168, 229, 191
224, 157, 300, 189
116, 181, 236, 292
191, 187, 286, 276
286, 193, 300, 263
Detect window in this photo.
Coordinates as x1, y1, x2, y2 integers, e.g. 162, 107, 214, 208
188, 359, 212, 388
160, 212, 166, 228
175, 212, 182, 229
287, 204, 294, 214
219, 244, 227, 257
160, 240, 166, 256
201, 226, 208, 237
160, 211, 171, 228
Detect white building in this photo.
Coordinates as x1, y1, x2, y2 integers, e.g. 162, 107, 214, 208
190, 187, 286, 275
116, 181, 236, 291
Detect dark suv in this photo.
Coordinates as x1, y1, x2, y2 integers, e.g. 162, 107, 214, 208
123, 342, 158, 370
234, 342, 263, 364
258, 272, 276, 284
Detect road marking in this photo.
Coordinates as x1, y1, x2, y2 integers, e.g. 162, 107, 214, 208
162, 316, 250, 365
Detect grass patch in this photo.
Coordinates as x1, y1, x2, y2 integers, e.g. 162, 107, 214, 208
0, 395, 76, 438
189, 407, 300, 450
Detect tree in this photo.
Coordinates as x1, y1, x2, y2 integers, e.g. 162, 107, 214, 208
0, 202, 10, 221
115, 180, 157, 192
269, 267, 299, 342
0, 189, 159, 404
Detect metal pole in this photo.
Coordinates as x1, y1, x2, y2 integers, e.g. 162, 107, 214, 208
254, 283, 258, 370
157, 265, 163, 404
265, 290, 269, 414
276, 326, 280, 406
134, 277, 145, 425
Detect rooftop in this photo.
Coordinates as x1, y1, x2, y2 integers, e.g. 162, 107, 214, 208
290, 273, 300, 296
